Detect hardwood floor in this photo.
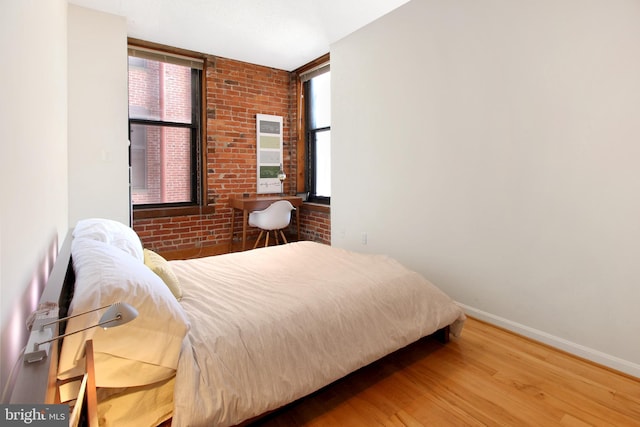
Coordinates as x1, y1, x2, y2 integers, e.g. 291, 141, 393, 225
253, 317, 640, 427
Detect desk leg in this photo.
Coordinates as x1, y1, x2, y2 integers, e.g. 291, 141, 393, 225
229, 208, 236, 252
242, 209, 248, 251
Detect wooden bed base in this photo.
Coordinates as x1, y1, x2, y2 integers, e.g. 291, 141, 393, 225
436, 324, 451, 343
8, 230, 452, 426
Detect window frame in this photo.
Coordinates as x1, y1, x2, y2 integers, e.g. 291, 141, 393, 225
296, 55, 330, 205
127, 40, 211, 219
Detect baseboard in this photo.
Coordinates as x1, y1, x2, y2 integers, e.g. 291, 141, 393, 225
457, 302, 640, 379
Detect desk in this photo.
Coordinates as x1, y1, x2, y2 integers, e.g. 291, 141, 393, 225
230, 196, 303, 251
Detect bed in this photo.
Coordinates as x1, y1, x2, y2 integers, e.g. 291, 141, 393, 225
13, 218, 466, 427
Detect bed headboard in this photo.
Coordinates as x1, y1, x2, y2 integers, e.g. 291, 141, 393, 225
9, 230, 75, 403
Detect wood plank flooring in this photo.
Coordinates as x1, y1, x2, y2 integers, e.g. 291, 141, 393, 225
252, 317, 640, 427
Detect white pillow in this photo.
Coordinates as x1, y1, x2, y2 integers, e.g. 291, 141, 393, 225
58, 238, 190, 387
73, 218, 144, 262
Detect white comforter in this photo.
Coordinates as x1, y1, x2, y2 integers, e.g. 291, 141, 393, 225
169, 242, 465, 427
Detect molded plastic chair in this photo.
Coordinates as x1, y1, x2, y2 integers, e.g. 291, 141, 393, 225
248, 200, 296, 248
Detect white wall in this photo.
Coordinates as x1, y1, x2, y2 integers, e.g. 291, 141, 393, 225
68, 5, 129, 225
0, 0, 69, 391
0, 0, 69, 329
0, 1, 129, 332
332, 0, 640, 376
0, 2, 129, 393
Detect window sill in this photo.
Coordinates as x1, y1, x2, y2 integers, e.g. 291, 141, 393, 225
133, 205, 215, 220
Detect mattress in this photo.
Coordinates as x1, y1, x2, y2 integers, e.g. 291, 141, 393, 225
169, 241, 465, 427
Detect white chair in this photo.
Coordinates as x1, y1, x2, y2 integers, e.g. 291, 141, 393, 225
248, 200, 296, 248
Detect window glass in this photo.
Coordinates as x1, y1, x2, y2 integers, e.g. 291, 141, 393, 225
128, 59, 192, 124
314, 129, 331, 198
129, 124, 192, 204
309, 72, 330, 129
128, 54, 200, 208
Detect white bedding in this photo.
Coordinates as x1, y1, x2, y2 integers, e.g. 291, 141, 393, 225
169, 241, 465, 427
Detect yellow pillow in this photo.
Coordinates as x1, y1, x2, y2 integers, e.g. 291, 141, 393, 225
143, 248, 183, 300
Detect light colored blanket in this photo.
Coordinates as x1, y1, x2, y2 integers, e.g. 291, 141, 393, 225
170, 241, 465, 427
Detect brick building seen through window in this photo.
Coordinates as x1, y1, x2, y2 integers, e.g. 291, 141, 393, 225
128, 55, 201, 207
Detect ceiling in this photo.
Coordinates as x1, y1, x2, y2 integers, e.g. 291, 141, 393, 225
68, 0, 411, 71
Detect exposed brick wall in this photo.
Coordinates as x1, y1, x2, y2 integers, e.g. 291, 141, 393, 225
205, 56, 293, 202
133, 55, 331, 255
299, 205, 331, 244
134, 214, 216, 253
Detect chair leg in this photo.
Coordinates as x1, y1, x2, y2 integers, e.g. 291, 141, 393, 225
274, 230, 280, 245
265, 231, 270, 247
253, 230, 264, 249
279, 230, 288, 243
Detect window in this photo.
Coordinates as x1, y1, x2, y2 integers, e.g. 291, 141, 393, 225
303, 66, 331, 203
128, 48, 202, 208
